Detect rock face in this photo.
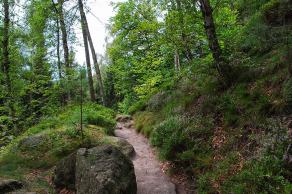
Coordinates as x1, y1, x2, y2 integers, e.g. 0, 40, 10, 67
76, 145, 137, 194
53, 152, 76, 191
0, 179, 23, 193
53, 145, 137, 194
108, 136, 135, 158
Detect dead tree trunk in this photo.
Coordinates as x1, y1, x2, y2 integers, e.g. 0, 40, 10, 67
78, 0, 96, 102
84, 18, 105, 105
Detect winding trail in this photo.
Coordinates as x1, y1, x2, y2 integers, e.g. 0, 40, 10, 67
114, 118, 177, 194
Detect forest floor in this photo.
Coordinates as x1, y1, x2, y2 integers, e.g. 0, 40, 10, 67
115, 117, 189, 194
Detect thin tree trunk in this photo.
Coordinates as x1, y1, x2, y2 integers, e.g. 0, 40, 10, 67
56, 18, 67, 106
58, 0, 70, 70
3, 0, 11, 94
58, 0, 71, 102
56, 19, 62, 80
174, 49, 181, 72
198, 0, 227, 78
175, 0, 193, 62
78, 0, 96, 102
84, 18, 105, 105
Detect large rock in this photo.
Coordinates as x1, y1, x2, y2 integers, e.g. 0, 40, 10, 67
108, 136, 135, 158
18, 134, 48, 150
76, 145, 137, 194
0, 179, 23, 193
53, 152, 76, 191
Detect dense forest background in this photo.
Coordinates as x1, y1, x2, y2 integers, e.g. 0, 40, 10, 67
1, 0, 292, 193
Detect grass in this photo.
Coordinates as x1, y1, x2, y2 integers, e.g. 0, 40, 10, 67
0, 103, 116, 192
132, 44, 292, 193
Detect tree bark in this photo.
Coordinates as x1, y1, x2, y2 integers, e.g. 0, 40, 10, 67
58, 0, 70, 70
174, 49, 181, 72
52, 0, 71, 103
175, 0, 193, 62
78, 0, 96, 102
2, 0, 11, 93
198, 0, 227, 78
56, 19, 62, 80
58, 0, 71, 102
84, 18, 105, 105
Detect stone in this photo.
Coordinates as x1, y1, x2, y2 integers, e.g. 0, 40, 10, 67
52, 152, 76, 191
116, 115, 132, 122
0, 179, 23, 193
18, 134, 48, 150
76, 145, 137, 194
108, 136, 135, 158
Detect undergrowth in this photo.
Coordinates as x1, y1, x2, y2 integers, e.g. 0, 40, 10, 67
0, 103, 116, 192
132, 44, 292, 192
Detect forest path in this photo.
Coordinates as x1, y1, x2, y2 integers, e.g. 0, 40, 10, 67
114, 117, 177, 194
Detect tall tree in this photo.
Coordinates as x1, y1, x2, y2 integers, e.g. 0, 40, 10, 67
52, 0, 71, 102
56, 18, 62, 80
2, 0, 16, 121
78, 0, 96, 102
2, 0, 11, 94
26, 0, 52, 120
84, 18, 105, 105
57, 0, 70, 73
175, 0, 193, 62
197, 0, 229, 79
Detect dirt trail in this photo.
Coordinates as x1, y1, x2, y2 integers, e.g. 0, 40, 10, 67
115, 119, 177, 194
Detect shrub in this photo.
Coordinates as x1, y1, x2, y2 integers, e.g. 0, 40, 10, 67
133, 111, 159, 137
150, 116, 188, 160
128, 99, 147, 114
147, 91, 169, 111
87, 114, 116, 135
283, 78, 292, 111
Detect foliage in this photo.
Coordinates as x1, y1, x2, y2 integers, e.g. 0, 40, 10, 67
0, 103, 115, 184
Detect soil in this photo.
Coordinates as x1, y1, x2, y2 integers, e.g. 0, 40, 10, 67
115, 120, 177, 194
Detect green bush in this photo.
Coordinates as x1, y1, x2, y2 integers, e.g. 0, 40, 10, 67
87, 114, 116, 135
283, 78, 292, 111
150, 116, 188, 160
128, 99, 147, 114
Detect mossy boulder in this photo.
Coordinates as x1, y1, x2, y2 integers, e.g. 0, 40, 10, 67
53, 145, 137, 194
0, 178, 23, 193
53, 152, 76, 191
76, 145, 137, 194
107, 136, 135, 158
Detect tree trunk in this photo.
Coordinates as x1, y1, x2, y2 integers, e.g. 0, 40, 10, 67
78, 0, 96, 102
58, 0, 71, 102
3, 0, 11, 94
84, 18, 105, 105
198, 0, 227, 78
174, 49, 181, 72
2, 0, 16, 127
58, 0, 70, 70
175, 0, 193, 62
56, 19, 62, 80
56, 18, 66, 106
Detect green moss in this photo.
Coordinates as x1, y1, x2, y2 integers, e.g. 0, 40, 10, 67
0, 103, 115, 192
